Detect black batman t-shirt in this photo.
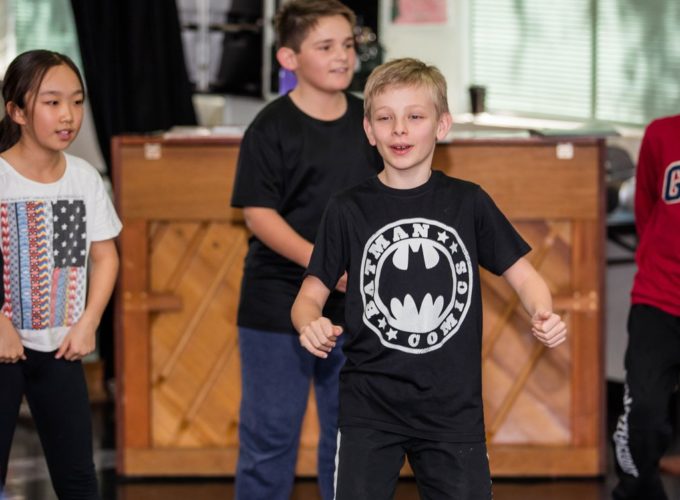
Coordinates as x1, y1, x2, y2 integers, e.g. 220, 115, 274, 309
231, 93, 382, 332
306, 170, 531, 442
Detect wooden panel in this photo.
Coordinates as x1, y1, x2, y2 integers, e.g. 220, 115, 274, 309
433, 141, 600, 220
118, 142, 240, 221
489, 446, 601, 477
114, 136, 606, 478
481, 221, 572, 447
116, 219, 151, 476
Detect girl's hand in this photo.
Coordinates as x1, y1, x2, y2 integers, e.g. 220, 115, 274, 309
299, 317, 343, 359
531, 310, 567, 348
0, 318, 26, 363
56, 316, 98, 361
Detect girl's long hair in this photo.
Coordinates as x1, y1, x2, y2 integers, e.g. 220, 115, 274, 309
0, 50, 85, 153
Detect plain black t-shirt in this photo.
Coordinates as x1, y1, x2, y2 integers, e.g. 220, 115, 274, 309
231, 92, 382, 332
306, 171, 531, 442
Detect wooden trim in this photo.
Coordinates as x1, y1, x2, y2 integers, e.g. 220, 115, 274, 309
112, 134, 602, 148
488, 445, 602, 477
116, 219, 152, 473
113, 135, 242, 147
123, 448, 238, 477
121, 444, 601, 478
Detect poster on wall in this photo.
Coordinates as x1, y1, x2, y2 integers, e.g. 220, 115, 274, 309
392, 0, 447, 25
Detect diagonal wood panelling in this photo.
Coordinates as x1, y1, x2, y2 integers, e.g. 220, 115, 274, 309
149, 221, 244, 448
481, 220, 573, 445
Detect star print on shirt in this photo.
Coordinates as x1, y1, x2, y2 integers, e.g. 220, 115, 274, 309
52, 200, 87, 267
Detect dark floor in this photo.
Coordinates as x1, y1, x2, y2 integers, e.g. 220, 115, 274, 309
4, 382, 680, 500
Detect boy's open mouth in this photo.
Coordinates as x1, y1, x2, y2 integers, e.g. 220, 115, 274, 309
391, 144, 413, 153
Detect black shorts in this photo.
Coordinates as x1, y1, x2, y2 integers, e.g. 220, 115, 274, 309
335, 426, 492, 500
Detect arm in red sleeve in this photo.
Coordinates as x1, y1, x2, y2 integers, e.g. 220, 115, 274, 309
634, 123, 659, 238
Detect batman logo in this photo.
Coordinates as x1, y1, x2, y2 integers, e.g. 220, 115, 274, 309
375, 239, 454, 333
360, 218, 473, 354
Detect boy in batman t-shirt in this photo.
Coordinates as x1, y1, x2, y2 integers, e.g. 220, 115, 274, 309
291, 58, 568, 500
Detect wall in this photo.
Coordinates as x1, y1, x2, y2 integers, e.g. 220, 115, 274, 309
378, 0, 471, 114
0, 0, 14, 72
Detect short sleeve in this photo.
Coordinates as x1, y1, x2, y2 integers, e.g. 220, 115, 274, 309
474, 187, 531, 275
90, 173, 122, 242
231, 126, 284, 209
305, 198, 349, 291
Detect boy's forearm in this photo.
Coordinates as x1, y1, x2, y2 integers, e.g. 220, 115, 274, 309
503, 258, 553, 317
515, 274, 552, 318
291, 295, 324, 333
292, 276, 332, 332
244, 207, 314, 268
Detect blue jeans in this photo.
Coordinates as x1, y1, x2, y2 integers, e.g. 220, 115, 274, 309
235, 327, 345, 500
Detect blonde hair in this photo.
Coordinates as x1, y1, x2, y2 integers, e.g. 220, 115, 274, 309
363, 58, 449, 118
274, 0, 356, 52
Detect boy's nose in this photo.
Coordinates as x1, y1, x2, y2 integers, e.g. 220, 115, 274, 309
393, 120, 407, 135
335, 45, 350, 60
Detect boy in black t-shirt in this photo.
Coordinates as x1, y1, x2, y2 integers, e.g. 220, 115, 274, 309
230, 1, 382, 499
292, 58, 568, 500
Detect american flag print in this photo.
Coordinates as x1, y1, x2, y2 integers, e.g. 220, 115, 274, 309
0, 199, 87, 330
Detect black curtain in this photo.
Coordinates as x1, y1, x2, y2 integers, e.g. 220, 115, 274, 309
69, 1, 196, 395
70, 0, 197, 171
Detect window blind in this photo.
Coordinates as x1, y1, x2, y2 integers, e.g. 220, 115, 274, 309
14, 0, 82, 69
596, 0, 680, 124
471, 0, 680, 126
471, 0, 593, 119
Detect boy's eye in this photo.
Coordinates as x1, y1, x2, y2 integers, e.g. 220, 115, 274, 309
410, 114, 423, 120
319, 45, 331, 51
344, 41, 355, 49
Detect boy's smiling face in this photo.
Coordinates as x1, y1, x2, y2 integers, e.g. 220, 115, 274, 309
279, 14, 356, 94
364, 84, 451, 178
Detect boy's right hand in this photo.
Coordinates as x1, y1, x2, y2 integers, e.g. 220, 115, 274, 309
0, 318, 26, 363
299, 317, 343, 359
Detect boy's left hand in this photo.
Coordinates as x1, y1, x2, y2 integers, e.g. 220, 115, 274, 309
56, 316, 98, 361
531, 310, 567, 348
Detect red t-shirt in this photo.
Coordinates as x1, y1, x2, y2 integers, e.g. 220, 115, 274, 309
631, 114, 680, 316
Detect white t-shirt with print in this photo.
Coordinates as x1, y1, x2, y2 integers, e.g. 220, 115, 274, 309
0, 153, 122, 352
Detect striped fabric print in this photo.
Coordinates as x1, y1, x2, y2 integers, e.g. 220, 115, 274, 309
1, 202, 14, 321
4, 203, 23, 324
27, 201, 52, 329
50, 266, 68, 327
1, 199, 87, 330
63, 266, 86, 326
15, 202, 33, 329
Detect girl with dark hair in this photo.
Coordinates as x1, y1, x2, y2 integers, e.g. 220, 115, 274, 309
0, 50, 121, 499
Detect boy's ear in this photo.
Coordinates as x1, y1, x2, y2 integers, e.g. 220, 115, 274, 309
276, 46, 298, 72
5, 101, 27, 126
436, 112, 453, 141
363, 116, 377, 146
